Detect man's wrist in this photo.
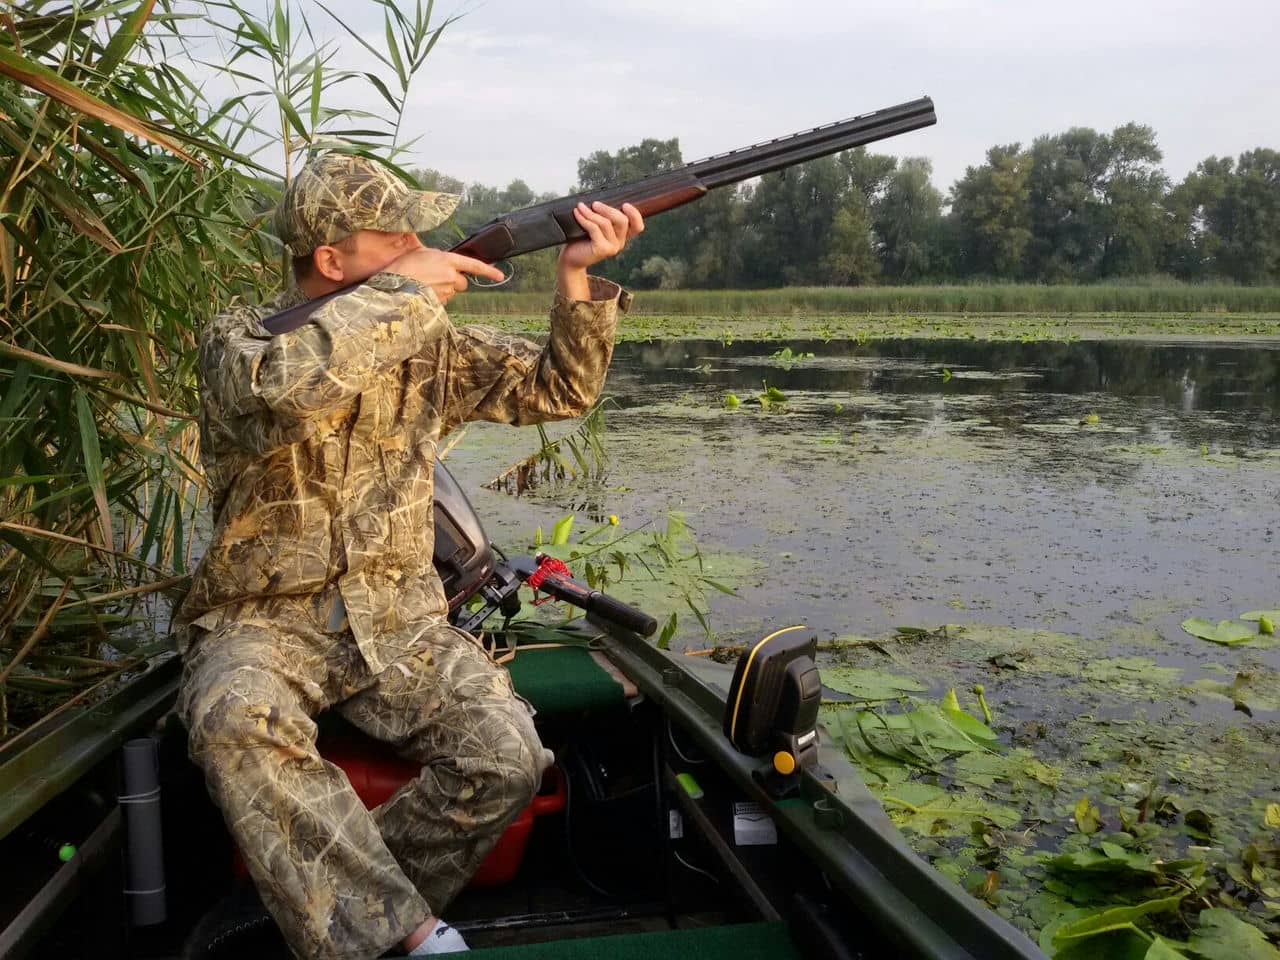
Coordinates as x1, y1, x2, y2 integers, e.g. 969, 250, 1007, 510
556, 261, 591, 301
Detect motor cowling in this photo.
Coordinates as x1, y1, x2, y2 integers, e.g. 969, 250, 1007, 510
432, 458, 497, 612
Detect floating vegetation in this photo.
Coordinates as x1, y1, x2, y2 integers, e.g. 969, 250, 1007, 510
1189, 669, 1280, 716
1182, 607, 1279, 646
1182, 618, 1260, 645
757, 381, 788, 409
768, 346, 815, 368
1243, 611, 1278, 636
814, 622, 1280, 953
453, 307, 1280, 344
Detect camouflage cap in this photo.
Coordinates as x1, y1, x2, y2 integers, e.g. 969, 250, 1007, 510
275, 153, 461, 257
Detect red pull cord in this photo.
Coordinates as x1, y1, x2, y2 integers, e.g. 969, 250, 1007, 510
525, 555, 572, 605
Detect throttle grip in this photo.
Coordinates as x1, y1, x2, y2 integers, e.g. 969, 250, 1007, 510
585, 590, 658, 637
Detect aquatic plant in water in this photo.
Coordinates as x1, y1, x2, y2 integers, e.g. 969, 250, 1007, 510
1181, 607, 1279, 646
815, 624, 1280, 955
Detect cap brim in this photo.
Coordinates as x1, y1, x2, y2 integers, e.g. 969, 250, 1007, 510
377, 189, 461, 235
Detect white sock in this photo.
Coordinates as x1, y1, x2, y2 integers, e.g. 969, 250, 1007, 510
408, 920, 468, 955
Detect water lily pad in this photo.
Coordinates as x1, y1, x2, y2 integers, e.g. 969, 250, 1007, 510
1147, 937, 1192, 960
1186, 908, 1279, 960
1241, 610, 1280, 623
821, 667, 927, 701
1048, 892, 1186, 947
1180, 617, 1257, 645
940, 688, 1001, 744
880, 786, 1021, 836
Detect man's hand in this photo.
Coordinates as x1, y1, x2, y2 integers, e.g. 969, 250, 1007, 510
383, 248, 505, 306
557, 201, 645, 300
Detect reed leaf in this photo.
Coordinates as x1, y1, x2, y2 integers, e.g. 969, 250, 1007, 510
0, 46, 195, 161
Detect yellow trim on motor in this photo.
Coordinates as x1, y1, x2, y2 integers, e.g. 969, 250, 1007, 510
728, 624, 807, 745
773, 751, 796, 775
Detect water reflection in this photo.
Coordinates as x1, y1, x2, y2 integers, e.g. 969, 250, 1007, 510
609, 338, 1280, 453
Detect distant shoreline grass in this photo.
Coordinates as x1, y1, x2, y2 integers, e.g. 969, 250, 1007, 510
456, 311, 1280, 343
452, 284, 1280, 316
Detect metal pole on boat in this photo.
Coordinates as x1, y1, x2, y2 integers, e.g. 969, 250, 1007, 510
120, 737, 167, 926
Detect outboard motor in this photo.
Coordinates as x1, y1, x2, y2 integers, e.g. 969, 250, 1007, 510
432, 458, 499, 612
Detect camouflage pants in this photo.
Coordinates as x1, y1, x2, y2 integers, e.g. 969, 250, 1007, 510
180, 604, 544, 960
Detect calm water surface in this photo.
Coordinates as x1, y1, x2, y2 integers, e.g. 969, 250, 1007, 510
451, 338, 1279, 672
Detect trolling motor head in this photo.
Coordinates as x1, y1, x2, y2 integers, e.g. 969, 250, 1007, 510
723, 626, 823, 796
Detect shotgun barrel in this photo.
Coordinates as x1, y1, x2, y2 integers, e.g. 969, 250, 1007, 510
263, 97, 936, 335
450, 96, 936, 263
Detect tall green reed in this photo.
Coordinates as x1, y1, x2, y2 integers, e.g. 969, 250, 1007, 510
0, 0, 448, 740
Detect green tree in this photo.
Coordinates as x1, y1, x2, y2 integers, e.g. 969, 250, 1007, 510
414, 168, 465, 194
1096, 123, 1169, 277
949, 144, 1032, 278
1215, 149, 1280, 283
839, 148, 897, 205
742, 155, 850, 285
1026, 127, 1111, 281
819, 198, 880, 285
1024, 124, 1168, 280
1161, 157, 1231, 280
684, 188, 747, 287
576, 137, 683, 190
876, 157, 945, 281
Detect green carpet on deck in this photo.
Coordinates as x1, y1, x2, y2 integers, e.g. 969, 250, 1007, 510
467, 921, 801, 960
503, 645, 625, 717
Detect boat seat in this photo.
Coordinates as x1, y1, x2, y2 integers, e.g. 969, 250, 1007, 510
504, 645, 636, 718
466, 920, 803, 960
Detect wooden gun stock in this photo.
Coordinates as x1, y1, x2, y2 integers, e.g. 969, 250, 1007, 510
449, 182, 708, 262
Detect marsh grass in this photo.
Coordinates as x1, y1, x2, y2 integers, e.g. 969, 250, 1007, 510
452, 284, 1280, 317
0, 0, 446, 741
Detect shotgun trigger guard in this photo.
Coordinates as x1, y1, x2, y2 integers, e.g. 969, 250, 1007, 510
471, 260, 514, 288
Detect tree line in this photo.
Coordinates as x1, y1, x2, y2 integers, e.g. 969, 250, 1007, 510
416, 123, 1279, 290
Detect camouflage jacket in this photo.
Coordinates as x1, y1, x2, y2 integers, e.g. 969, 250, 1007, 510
176, 272, 628, 672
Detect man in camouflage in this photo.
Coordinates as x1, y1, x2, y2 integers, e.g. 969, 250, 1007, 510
175, 153, 643, 959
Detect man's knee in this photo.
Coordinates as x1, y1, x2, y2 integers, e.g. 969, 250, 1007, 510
458, 704, 543, 821
183, 663, 318, 767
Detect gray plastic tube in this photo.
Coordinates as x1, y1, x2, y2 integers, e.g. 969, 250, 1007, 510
121, 737, 166, 926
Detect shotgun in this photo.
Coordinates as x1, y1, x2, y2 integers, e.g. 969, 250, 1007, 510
263, 96, 936, 335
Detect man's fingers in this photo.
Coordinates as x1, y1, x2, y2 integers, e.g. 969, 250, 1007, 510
590, 202, 632, 249
621, 203, 645, 235
592, 201, 631, 241
579, 203, 621, 251
446, 252, 505, 283
574, 203, 612, 249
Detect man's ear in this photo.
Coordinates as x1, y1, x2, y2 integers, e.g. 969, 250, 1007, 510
313, 244, 346, 283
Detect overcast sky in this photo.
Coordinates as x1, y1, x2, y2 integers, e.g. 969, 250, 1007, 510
207, 0, 1279, 196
